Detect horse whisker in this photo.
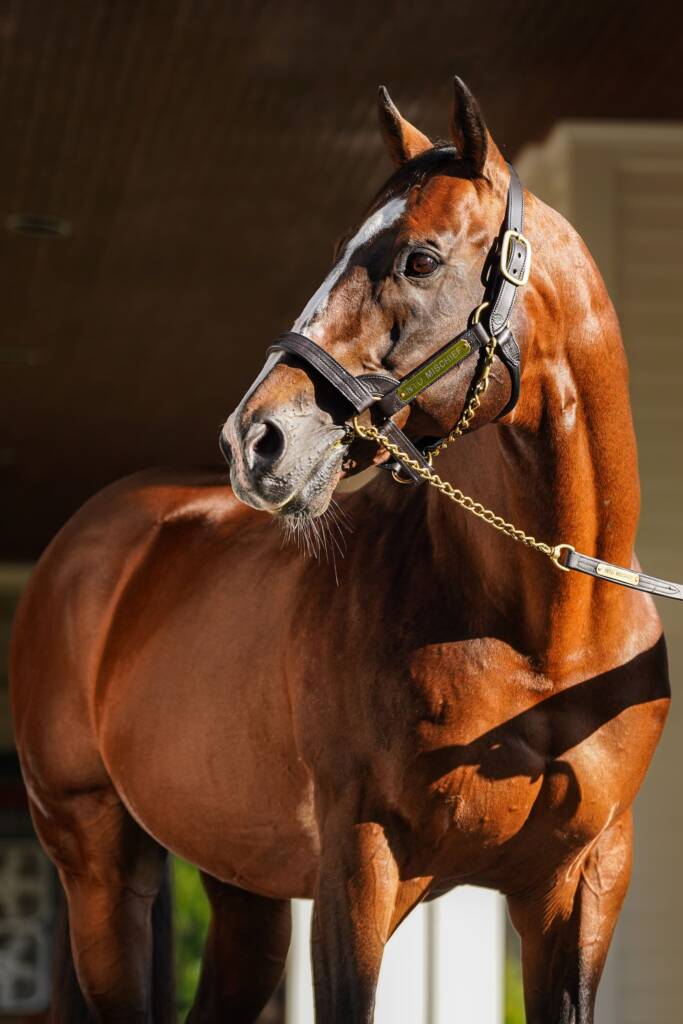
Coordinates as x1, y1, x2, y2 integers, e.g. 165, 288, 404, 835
278, 500, 349, 583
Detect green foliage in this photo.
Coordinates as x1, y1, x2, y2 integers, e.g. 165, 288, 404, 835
505, 952, 526, 1024
173, 857, 210, 1019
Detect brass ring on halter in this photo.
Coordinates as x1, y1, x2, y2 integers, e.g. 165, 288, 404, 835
352, 413, 408, 484
472, 301, 490, 326
391, 466, 414, 485
351, 415, 365, 437
550, 543, 575, 573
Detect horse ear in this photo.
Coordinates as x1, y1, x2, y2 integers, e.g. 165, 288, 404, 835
378, 86, 432, 167
450, 76, 491, 174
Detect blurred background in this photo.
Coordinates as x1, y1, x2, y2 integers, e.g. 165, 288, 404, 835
1, 1, 682, 1020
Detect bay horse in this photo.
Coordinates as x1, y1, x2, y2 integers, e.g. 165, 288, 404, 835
11, 78, 670, 1024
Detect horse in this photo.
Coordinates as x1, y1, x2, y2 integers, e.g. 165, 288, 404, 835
10, 77, 670, 1024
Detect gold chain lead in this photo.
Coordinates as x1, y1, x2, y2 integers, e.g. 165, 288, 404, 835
427, 300, 498, 462
352, 314, 571, 572
427, 333, 498, 461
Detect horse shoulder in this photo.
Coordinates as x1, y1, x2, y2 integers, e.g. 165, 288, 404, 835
10, 469, 260, 799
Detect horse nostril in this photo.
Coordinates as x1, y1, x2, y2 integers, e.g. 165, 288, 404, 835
244, 417, 286, 470
255, 420, 285, 460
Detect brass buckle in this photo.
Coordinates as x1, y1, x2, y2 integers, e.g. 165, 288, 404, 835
500, 229, 531, 287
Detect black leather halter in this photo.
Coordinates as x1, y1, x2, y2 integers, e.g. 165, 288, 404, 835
268, 163, 530, 484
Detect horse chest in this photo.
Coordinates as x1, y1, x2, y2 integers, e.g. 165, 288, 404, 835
337, 639, 641, 881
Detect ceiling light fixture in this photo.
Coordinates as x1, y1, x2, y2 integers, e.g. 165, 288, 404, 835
4, 213, 72, 239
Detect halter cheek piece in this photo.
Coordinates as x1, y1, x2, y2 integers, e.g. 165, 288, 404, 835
268, 164, 528, 485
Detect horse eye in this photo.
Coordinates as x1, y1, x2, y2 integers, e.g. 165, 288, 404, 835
405, 251, 439, 277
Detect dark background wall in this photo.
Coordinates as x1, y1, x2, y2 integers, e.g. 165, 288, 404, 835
2, 0, 682, 559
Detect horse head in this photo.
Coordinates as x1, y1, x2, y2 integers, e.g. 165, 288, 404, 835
223, 78, 529, 520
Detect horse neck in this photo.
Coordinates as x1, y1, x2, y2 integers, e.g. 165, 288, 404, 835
424, 205, 645, 674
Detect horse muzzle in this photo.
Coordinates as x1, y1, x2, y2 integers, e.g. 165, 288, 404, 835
221, 407, 346, 516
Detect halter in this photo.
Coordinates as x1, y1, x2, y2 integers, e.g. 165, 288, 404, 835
269, 164, 527, 485
236, 163, 683, 602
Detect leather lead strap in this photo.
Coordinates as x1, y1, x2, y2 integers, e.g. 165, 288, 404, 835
564, 549, 683, 601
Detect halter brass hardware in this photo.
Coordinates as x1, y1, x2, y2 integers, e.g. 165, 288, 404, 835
550, 544, 575, 573
350, 414, 413, 485
500, 229, 531, 286
472, 301, 489, 325
391, 449, 433, 484
596, 562, 640, 586
396, 338, 472, 403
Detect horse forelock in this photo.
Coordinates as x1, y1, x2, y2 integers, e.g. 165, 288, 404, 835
373, 142, 485, 202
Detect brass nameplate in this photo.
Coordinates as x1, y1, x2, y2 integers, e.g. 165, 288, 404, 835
397, 338, 472, 403
596, 562, 640, 586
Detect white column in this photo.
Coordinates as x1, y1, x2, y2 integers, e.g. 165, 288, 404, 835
428, 888, 504, 1024
285, 889, 504, 1023
375, 902, 428, 1023
285, 900, 429, 1024
285, 900, 314, 1024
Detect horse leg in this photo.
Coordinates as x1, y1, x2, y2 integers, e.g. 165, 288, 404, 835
507, 812, 632, 1024
187, 874, 291, 1023
312, 803, 401, 1023
31, 790, 170, 1023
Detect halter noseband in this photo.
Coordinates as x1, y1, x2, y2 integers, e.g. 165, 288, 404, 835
267, 163, 530, 483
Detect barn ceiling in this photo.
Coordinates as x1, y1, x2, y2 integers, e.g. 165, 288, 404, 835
2, 0, 682, 559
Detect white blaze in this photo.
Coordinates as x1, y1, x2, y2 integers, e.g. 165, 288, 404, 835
292, 196, 407, 339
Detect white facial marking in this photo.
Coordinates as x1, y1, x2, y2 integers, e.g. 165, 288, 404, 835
292, 195, 407, 340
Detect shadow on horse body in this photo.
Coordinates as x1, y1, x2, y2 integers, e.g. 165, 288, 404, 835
11, 79, 670, 1023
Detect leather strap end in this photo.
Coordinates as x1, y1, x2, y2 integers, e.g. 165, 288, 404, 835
493, 326, 521, 420
565, 549, 683, 601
